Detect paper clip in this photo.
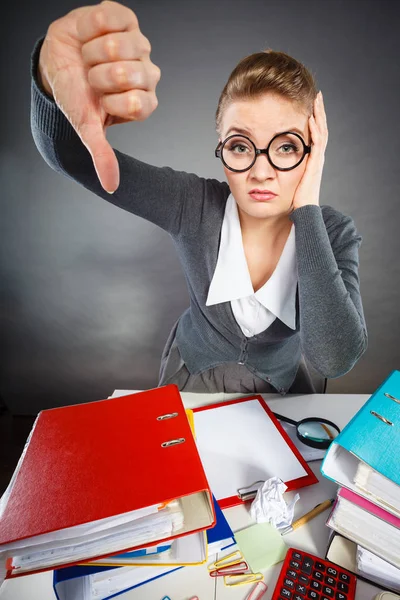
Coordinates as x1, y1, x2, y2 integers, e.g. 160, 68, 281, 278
207, 550, 244, 572
237, 480, 264, 501
224, 572, 264, 587
209, 561, 248, 577
245, 580, 268, 599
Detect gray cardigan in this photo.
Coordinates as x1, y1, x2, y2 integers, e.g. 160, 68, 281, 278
30, 37, 368, 394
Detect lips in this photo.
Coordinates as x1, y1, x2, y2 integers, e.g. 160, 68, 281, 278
249, 189, 278, 201
249, 189, 277, 196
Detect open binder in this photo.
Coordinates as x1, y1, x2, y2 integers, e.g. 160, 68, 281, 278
81, 494, 234, 567
321, 370, 400, 517
0, 385, 215, 579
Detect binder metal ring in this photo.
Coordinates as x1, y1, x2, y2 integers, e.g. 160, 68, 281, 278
157, 412, 179, 420
370, 410, 393, 426
384, 392, 400, 404
161, 437, 186, 447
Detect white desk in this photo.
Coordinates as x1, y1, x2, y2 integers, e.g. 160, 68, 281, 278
0, 392, 383, 600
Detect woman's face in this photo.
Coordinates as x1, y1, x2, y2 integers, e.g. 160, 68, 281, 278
219, 93, 311, 222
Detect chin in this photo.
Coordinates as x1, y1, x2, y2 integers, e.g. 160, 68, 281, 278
238, 201, 285, 219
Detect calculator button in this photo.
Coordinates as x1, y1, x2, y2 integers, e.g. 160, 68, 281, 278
296, 584, 307, 595
311, 581, 321, 591
301, 557, 314, 575
337, 582, 349, 593
335, 593, 347, 600
281, 588, 292, 599
307, 591, 319, 600
287, 569, 298, 580
339, 573, 350, 583
316, 562, 326, 571
292, 552, 302, 560
323, 586, 334, 597
285, 579, 295, 589
291, 560, 301, 569
299, 575, 309, 585
313, 571, 323, 581
327, 567, 338, 577
325, 576, 336, 586
294, 595, 304, 600
321, 597, 332, 600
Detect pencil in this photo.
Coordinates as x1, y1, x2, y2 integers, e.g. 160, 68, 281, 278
281, 498, 335, 535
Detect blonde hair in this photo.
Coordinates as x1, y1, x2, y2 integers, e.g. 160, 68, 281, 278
215, 49, 318, 137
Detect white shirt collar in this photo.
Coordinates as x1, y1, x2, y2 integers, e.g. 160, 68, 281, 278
206, 193, 297, 329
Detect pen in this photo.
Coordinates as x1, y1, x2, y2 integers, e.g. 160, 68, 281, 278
281, 498, 335, 535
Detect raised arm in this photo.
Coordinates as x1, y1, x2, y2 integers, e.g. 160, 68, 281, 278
31, 1, 227, 235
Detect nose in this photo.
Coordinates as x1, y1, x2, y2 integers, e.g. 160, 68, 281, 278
249, 152, 276, 180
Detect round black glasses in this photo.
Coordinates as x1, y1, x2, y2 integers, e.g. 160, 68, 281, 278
215, 132, 311, 173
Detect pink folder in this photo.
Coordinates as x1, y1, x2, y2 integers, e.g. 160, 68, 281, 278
338, 486, 400, 528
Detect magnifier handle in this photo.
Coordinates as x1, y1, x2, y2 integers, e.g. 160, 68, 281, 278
291, 499, 334, 530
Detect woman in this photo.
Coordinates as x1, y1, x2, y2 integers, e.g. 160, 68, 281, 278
32, 1, 367, 394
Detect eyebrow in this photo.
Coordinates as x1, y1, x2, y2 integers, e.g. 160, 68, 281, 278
225, 125, 305, 138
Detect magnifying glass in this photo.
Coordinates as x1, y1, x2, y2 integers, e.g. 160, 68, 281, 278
272, 413, 341, 449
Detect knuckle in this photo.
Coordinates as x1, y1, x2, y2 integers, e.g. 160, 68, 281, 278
113, 64, 126, 85
104, 35, 119, 60
153, 64, 161, 82
92, 6, 106, 29
47, 20, 59, 36
113, 63, 131, 86
128, 92, 142, 117
151, 94, 159, 110
127, 7, 139, 29
140, 35, 151, 55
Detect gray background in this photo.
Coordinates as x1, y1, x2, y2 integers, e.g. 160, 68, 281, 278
1, 0, 399, 414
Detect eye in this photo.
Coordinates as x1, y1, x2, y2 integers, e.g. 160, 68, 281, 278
230, 143, 250, 154
278, 143, 298, 154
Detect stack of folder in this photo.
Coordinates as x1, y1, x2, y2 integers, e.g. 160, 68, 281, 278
0, 385, 319, 598
0, 386, 217, 591
321, 370, 400, 592
53, 495, 235, 599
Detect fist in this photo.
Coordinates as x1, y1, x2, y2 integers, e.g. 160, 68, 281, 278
38, 1, 161, 192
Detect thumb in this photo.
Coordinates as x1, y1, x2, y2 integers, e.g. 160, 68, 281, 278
79, 120, 120, 194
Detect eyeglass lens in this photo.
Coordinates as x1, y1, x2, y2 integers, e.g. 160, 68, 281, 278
221, 134, 305, 170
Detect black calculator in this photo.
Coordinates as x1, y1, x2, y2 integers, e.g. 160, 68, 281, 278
271, 547, 357, 600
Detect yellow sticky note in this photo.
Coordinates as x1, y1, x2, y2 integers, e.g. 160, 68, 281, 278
235, 522, 287, 573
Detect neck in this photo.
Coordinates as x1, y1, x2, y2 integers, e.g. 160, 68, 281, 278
238, 206, 292, 243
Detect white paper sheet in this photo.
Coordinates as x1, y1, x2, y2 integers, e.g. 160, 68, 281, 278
279, 421, 326, 462
193, 399, 307, 501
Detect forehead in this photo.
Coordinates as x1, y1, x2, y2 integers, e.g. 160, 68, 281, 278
221, 93, 308, 140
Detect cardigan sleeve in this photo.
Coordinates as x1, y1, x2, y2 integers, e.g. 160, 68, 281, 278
30, 36, 228, 236
290, 204, 368, 378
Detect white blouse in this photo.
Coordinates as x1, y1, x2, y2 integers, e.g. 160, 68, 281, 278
206, 194, 298, 337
